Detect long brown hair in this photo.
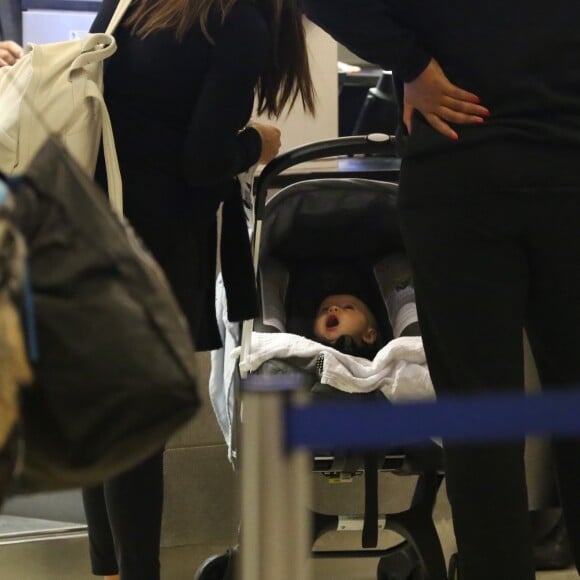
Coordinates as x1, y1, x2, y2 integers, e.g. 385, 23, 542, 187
125, 0, 316, 117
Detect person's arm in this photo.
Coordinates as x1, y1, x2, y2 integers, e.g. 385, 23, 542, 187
246, 121, 281, 166
182, 5, 278, 186
0, 40, 22, 66
305, 0, 428, 82
304, 0, 488, 140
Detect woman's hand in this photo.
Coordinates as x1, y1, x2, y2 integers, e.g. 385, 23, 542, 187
249, 122, 282, 165
404, 58, 489, 140
0, 41, 23, 67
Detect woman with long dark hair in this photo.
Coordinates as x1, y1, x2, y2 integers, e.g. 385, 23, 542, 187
85, 1, 315, 578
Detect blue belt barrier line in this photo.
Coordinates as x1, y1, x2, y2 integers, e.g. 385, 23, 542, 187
0, 181, 7, 205
22, 261, 39, 362
284, 388, 580, 451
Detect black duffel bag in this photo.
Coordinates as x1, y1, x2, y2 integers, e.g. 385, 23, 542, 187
5, 139, 200, 492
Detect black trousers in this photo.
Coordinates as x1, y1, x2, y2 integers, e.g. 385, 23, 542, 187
398, 155, 580, 580
82, 451, 164, 579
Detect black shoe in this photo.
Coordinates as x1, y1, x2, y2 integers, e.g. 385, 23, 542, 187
534, 517, 574, 571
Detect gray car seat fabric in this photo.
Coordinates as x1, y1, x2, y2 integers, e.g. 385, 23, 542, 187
257, 178, 414, 341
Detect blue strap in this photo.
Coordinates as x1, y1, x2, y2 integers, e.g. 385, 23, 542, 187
0, 181, 7, 206
285, 388, 580, 450
22, 261, 39, 362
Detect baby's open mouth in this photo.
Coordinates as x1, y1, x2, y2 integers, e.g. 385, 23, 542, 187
326, 314, 339, 328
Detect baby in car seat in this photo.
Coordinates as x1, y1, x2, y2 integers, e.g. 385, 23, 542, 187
312, 293, 382, 361
310, 293, 384, 399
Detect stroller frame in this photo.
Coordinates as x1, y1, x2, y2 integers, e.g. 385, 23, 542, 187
199, 135, 450, 580
244, 135, 448, 580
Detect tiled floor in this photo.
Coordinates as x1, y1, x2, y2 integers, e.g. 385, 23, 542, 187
0, 500, 577, 579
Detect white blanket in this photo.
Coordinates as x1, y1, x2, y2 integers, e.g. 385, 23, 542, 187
233, 332, 435, 403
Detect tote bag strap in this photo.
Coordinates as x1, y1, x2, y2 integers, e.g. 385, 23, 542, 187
105, 0, 134, 36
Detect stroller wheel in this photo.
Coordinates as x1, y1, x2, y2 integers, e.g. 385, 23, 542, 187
376, 543, 418, 579
448, 553, 459, 580
376, 565, 424, 580
194, 549, 233, 580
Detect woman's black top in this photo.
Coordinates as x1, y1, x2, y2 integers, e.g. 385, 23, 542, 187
306, 0, 580, 189
91, 0, 268, 349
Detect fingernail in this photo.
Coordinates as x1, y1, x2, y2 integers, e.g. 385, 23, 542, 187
450, 132, 459, 141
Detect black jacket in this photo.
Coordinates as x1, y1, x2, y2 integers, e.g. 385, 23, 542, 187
0, 0, 22, 43
92, 0, 265, 349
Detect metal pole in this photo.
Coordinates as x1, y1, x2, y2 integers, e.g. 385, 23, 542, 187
241, 379, 311, 580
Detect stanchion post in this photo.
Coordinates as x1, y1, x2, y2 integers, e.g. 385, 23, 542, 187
240, 375, 312, 580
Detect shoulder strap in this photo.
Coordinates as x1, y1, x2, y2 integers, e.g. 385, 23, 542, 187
105, 0, 134, 36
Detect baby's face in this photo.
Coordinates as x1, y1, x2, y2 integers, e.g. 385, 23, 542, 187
313, 294, 376, 346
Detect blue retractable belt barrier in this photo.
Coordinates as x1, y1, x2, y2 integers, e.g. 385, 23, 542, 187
22, 262, 39, 362
284, 388, 580, 451
0, 182, 7, 206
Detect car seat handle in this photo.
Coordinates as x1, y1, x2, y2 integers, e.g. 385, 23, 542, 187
254, 134, 396, 220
